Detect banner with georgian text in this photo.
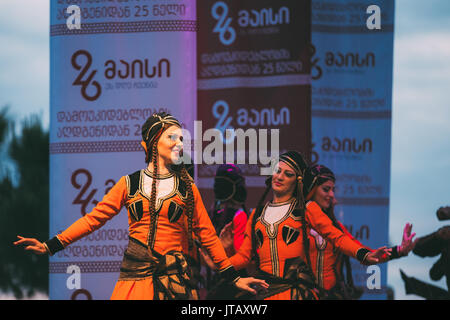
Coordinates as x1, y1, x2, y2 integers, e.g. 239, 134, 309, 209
196, 0, 311, 211
49, 1, 197, 299
311, 0, 394, 299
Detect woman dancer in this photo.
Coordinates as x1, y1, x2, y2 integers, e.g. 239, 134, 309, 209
303, 164, 416, 299
14, 112, 267, 300
210, 163, 248, 256
200, 163, 250, 298
224, 151, 390, 300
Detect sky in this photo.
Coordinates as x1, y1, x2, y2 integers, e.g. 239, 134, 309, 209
0, 0, 449, 300
388, 0, 450, 299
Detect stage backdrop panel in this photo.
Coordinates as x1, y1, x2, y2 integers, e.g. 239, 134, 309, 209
49, 0, 197, 300
196, 0, 312, 211
311, 0, 395, 299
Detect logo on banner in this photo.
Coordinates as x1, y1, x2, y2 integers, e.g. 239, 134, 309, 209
322, 137, 373, 154
325, 52, 375, 68
212, 100, 234, 143
211, 2, 291, 45
71, 50, 102, 102
212, 1, 236, 46
212, 100, 291, 134
309, 45, 375, 80
71, 50, 171, 100
237, 7, 290, 28
309, 44, 322, 80
311, 141, 319, 165
71, 168, 115, 216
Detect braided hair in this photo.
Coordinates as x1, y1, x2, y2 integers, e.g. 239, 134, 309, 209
250, 176, 273, 267
178, 164, 195, 250
141, 112, 195, 250
279, 151, 313, 274
250, 151, 312, 273
303, 164, 356, 290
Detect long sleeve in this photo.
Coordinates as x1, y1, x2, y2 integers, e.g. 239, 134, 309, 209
229, 210, 255, 270
337, 221, 365, 247
45, 176, 127, 255
306, 201, 369, 262
191, 184, 239, 281
337, 221, 403, 261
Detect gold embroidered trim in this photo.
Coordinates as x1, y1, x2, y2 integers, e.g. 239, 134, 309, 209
269, 237, 280, 277
259, 200, 296, 278
279, 155, 302, 176
269, 197, 296, 207
139, 170, 178, 213
260, 201, 296, 239
317, 248, 324, 288
143, 168, 174, 179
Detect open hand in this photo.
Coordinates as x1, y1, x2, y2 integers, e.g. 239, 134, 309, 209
234, 277, 269, 295
13, 236, 47, 255
398, 223, 417, 256
364, 246, 391, 264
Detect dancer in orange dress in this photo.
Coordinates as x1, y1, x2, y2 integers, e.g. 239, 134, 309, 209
14, 112, 268, 300
224, 151, 390, 300
303, 164, 416, 299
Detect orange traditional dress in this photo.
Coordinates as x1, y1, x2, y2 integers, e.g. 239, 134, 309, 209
309, 219, 401, 298
229, 199, 371, 300
44, 168, 240, 300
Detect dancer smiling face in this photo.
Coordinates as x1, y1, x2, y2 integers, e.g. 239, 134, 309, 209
310, 179, 335, 211
303, 164, 336, 210
271, 161, 298, 203
14, 111, 269, 299
140, 114, 185, 174
154, 124, 184, 169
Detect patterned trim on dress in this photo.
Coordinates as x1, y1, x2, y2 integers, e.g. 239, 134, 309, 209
279, 155, 303, 176
125, 170, 141, 199
316, 246, 325, 288
143, 168, 174, 179
259, 198, 296, 277
174, 176, 189, 201
311, 228, 328, 289
141, 169, 176, 249
269, 236, 280, 277
267, 197, 296, 207
282, 226, 300, 245
129, 199, 144, 221
260, 199, 296, 239
140, 169, 178, 213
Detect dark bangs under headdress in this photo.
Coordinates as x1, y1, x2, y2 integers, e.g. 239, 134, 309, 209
303, 164, 336, 200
